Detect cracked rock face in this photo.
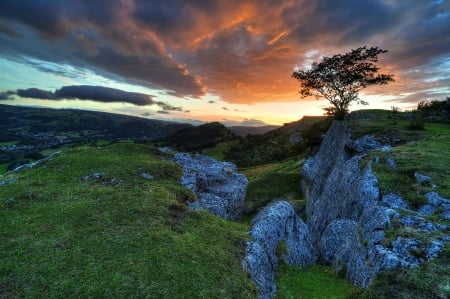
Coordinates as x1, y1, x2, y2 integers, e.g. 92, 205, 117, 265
301, 121, 447, 288
174, 152, 247, 221
243, 201, 316, 299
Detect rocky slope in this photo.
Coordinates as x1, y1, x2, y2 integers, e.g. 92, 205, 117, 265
244, 120, 449, 298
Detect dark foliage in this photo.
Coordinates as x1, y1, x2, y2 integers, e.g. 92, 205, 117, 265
165, 122, 236, 152
292, 46, 394, 119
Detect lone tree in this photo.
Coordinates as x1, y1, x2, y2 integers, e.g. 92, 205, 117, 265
292, 46, 394, 120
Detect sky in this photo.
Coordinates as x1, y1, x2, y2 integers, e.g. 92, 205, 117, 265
0, 0, 449, 126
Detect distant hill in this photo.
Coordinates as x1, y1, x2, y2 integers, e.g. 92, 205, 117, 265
224, 116, 329, 167
165, 122, 236, 151
0, 104, 192, 172
227, 125, 280, 137
0, 104, 192, 141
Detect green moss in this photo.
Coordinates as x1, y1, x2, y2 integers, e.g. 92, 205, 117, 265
276, 265, 359, 299
0, 142, 255, 298
243, 157, 306, 217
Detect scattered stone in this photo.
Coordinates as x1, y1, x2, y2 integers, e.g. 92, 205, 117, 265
141, 172, 154, 180
381, 193, 410, 210
440, 211, 450, 221
82, 172, 104, 181
425, 192, 448, 206
418, 204, 437, 216
174, 152, 247, 221
346, 135, 383, 154
0, 178, 18, 186
385, 154, 396, 169
9, 151, 61, 173
399, 215, 447, 232
425, 240, 444, 259
414, 172, 432, 185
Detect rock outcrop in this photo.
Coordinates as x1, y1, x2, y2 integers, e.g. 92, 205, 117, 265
243, 201, 315, 299
174, 152, 247, 221
301, 121, 446, 288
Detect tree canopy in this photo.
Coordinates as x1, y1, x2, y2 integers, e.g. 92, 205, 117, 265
292, 46, 394, 119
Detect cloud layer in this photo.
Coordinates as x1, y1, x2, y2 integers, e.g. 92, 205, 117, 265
0, 0, 449, 105
6, 85, 182, 111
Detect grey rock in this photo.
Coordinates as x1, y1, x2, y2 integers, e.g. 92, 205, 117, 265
0, 178, 18, 186
141, 172, 154, 180
440, 210, 450, 220
425, 192, 448, 206
346, 135, 383, 154
359, 204, 399, 246
244, 201, 315, 299
391, 237, 423, 267
385, 154, 396, 169
381, 193, 410, 210
418, 204, 437, 216
425, 240, 444, 259
82, 172, 104, 181
174, 152, 247, 221
346, 246, 374, 287
441, 203, 450, 211
399, 216, 446, 232
319, 220, 359, 264
243, 242, 275, 299
414, 172, 432, 185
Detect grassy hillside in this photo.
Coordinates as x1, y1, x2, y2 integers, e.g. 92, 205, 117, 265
0, 142, 255, 298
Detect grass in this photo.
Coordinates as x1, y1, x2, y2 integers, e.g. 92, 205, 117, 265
0, 142, 255, 298
0, 140, 19, 146
201, 140, 238, 161
276, 265, 359, 299
242, 156, 306, 219
0, 163, 7, 175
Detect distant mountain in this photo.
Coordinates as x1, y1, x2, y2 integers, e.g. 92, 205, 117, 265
0, 104, 192, 142
227, 125, 280, 137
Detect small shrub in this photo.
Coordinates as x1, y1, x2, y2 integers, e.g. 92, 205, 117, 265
408, 112, 425, 130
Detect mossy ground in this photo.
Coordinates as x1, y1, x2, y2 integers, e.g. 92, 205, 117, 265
0, 142, 255, 298
276, 265, 358, 299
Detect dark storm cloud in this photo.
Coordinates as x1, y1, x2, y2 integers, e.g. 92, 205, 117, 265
283, 0, 399, 45
11, 85, 159, 106
17, 88, 57, 100
0, 90, 14, 100
54, 86, 153, 106
154, 101, 183, 111
0, 0, 449, 106
0, 0, 205, 98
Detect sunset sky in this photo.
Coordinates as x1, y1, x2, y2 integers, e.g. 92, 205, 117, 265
0, 0, 449, 125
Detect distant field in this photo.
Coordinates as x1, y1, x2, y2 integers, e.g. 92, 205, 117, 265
201, 140, 238, 161
0, 163, 8, 174
0, 140, 18, 146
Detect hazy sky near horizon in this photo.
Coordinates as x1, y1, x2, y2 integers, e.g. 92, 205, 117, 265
0, 0, 449, 125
